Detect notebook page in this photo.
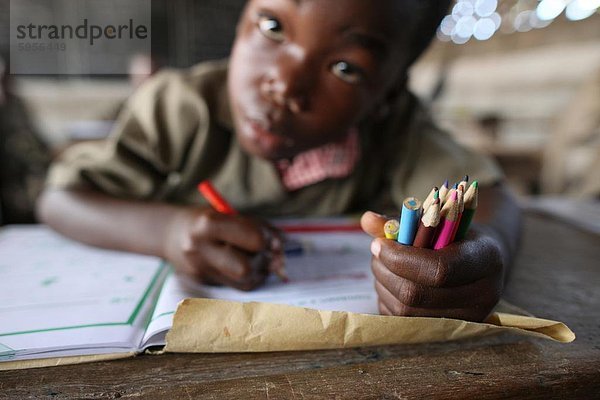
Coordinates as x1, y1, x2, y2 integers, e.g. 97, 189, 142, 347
141, 229, 378, 348
0, 226, 167, 362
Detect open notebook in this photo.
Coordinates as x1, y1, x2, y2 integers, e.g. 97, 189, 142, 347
0, 222, 375, 363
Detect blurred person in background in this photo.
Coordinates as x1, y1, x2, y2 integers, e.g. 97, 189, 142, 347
541, 68, 600, 199
0, 54, 51, 224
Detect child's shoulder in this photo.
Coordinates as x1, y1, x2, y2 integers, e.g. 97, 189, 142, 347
187, 59, 229, 83
131, 59, 229, 105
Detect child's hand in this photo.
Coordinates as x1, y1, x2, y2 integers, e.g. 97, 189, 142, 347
361, 211, 504, 322
164, 208, 283, 291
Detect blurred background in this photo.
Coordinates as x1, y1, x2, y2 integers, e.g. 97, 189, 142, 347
1, 0, 599, 225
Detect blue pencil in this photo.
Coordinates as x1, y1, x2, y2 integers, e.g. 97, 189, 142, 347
398, 197, 422, 245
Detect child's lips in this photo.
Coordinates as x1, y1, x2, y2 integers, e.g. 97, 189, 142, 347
243, 117, 293, 154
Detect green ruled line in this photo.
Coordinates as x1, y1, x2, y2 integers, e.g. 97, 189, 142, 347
149, 311, 175, 324
0, 322, 127, 337
127, 262, 167, 325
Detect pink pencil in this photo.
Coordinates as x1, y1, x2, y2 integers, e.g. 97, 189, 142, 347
434, 190, 460, 250
451, 184, 465, 241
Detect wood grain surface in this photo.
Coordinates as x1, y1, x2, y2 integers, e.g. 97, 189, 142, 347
1, 212, 599, 399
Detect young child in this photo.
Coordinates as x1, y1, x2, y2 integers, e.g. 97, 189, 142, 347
38, 0, 521, 322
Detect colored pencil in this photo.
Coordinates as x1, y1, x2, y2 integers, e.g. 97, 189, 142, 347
398, 197, 422, 245
384, 219, 400, 240
413, 197, 441, 249
440, 188, 456, 215
455, 181, 479, 240
459, 175, 469, 190
433, 190, 460, 250
422, 186, 439, 211
439, 180, 449, 204
197, 181, 237, 215
451, 184, 465, 241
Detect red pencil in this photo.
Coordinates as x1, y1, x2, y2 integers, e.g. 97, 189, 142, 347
413, 197, 441, 249
197, 181, 237, 215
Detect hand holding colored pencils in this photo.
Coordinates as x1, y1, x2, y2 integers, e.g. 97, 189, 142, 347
364, 176, 504, 322
383, 176, 479, 249
198, 180, 288, 282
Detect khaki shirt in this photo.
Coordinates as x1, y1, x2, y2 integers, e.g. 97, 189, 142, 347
47, 60, 502, 216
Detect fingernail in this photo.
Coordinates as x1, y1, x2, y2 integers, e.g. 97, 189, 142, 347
276, 266, 289, 283
269, 255, 289, 282
271, 236, 282, 251
261, 225, 272, 238
371, 240, 381, 258
367, 211, 383, 218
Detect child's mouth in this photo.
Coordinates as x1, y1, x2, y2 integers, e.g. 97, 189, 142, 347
241, 117, 295, 157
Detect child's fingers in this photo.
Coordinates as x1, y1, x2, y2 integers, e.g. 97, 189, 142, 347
268, 251, 288, 282
378, 300, 393, 316
190, 210, 267, 252
372, 237, 502, 287
204, 265, 267, 291
360, 211, 388, 238
197, 241, 265, 284
371, 257, 502, 309
258, 225, 288, 281
374, 281, 490, 321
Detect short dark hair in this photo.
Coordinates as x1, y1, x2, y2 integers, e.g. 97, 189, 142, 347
405, 1, 452, 66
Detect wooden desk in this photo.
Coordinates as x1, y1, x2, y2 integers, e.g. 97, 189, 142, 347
2, 211, 599, 399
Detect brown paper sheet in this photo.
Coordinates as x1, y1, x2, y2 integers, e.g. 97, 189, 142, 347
1, 299, 574, 371
165, 298, 575, 353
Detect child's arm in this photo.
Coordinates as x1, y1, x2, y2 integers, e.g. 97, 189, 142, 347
361, 182, 522, 322
38, 188, 282, 291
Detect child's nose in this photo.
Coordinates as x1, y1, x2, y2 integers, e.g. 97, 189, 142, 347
261, 50, 310, 113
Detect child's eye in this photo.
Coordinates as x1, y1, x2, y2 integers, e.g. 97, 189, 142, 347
331, 61, 363, 84
257, 15, 285, 42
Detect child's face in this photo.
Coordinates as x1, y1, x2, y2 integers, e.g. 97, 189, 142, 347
228, 0, 412, 161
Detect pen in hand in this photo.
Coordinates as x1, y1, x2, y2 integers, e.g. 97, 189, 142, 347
197, 180, 289, 282
197, 181, 237, 215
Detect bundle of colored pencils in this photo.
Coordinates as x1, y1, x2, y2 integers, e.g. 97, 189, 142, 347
383, 176, 479, 250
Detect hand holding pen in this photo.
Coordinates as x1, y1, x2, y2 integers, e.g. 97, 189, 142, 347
197, 181, 288, 282
162, 181, 287, 291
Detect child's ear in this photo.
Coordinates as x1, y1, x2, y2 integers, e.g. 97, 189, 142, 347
373, 73, 408, 121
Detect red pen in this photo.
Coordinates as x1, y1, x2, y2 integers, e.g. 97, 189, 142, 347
197, 180, 288, 282
197, 181, 237, 215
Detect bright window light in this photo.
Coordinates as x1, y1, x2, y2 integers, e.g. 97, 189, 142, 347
536, 0, 567, 21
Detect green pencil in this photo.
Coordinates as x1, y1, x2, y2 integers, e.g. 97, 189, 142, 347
455, 181, 478, 240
